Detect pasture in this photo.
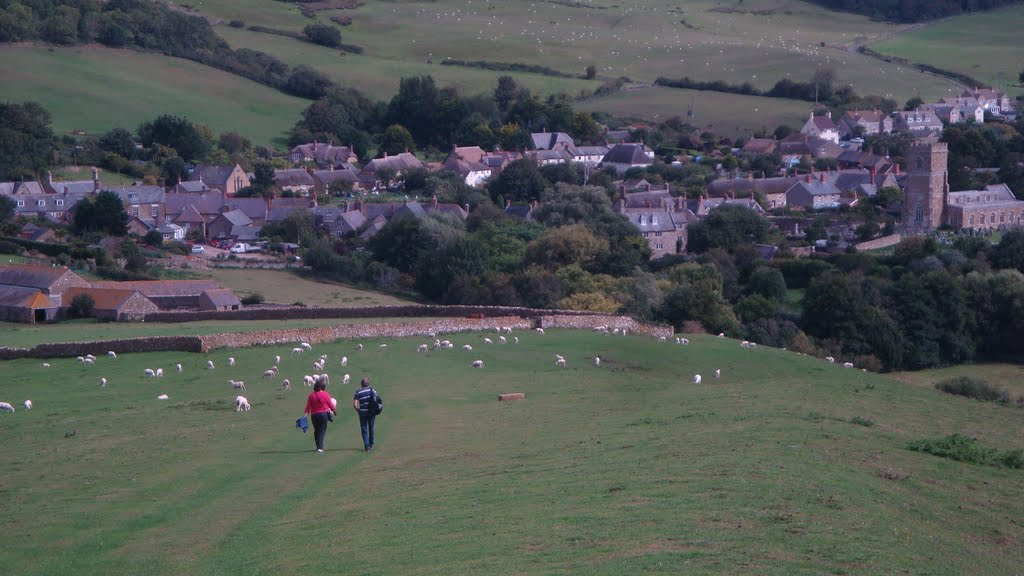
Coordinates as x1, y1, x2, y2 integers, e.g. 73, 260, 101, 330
872, 4, 1024, 99
200, 267, 415, 307
1, 330, 1021, 574
0, 45, 308, 146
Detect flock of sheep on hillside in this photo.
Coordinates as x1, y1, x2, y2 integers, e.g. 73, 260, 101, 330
0, 327, 863, 416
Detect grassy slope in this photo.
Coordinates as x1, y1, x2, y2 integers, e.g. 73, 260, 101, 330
0, 45, 308, 146
872, 4, 1024, 98
0, 331, 1021, 574
199, 267, 414, 307
892, 363, 1024, 397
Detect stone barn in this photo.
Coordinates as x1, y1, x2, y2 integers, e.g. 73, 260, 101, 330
0, 264, 91, 307
0, 285, 57, 323
61, 287, 160, 321
198, 288, 243, 311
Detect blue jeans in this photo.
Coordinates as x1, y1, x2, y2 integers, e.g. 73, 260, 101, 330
359, 412, 375, 449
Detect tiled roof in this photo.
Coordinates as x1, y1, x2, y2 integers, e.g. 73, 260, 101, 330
173, 203, 206, 224
530, 132, 576, 152
274, 169, 317, 188
111, 186, 165, 204
192, 165, 237, 186
0, 181, 45, 195
0, 264, 84, 290
199, 288, 242, 307
90, 280, 222, 297
361, 153, 424, 173
62, 287, 151, 311
0, 285, 53, 308
788, 180, 842, 197
602, 143, 653, 165
215, 209, 253, 227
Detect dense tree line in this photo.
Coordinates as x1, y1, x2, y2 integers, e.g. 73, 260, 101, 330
805, 0, 1022, 22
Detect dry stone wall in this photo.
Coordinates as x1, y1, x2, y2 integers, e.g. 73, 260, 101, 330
144, 304, 603, 323
539, 315, 673, 338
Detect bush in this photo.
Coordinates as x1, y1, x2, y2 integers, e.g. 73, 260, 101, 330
908, 434, 1023, 469
240, 293, 265, 305
0, 240, 24, 255
935, 376, 1011, 404
229, 20, 246, 28
144, 230, 164, 247
67, 294, 95, 319
850, 416, 875, 427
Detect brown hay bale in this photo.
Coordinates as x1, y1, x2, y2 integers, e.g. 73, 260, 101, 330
498, 393, 525, 401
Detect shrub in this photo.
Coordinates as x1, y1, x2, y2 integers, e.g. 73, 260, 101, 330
850, 416, 875, 427
144, 230, 164, 247
229, 20, 245, 28
240, 293, 265, 306
935, 376, 1011, 404
67, 294, 95, 319
0, 240, 24, 255
908, 434, 1022, 469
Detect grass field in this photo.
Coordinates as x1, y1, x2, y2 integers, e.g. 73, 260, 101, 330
0, 45, 308, 146
199, 268, 414, 307
0, 330, 1021, 574
872, 4, 1024, 99
892, 362, 1024, 398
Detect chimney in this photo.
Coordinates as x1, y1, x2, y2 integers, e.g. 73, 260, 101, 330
809, 111, 814, 121
505, 199, 511, 209
747, 171, 753, 181
432, 196, 438, 207
870, 166, 876, 187
531, 200, 538, 210
826, 111, 832, 119
47, 170, 53, 187
806, 173, 811, 183
895, 163, 900, 175
819, 173, 825, 183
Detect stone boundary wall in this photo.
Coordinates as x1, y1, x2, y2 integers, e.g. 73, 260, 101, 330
539, 315, 673, 338
0, 336, 203, 360
143, 304, 603, 323
855, 234, 902, 251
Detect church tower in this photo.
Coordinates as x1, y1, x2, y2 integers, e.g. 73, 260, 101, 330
901, 141, 949, 234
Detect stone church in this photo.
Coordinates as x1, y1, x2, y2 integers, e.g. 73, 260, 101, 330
901, 141, 1024, 234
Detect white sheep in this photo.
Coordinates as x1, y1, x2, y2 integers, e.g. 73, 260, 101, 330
300, 342, 312, 350
282, 379, 292, 391
144, 368, 156, 377
621, 329, 628, 336
717, 332, 725, 338
342, 374, 351, 385
432, 340, 442, 350
274, 355, 281, 365
41, 362, 50, 368
843, 362, 854, 368
157, 394, 169, 400
659, 336, 667, 342
263, 369, 277, 378
825, 356, 835, 363
230, 380, 246, 391
176, 363, 183, 373
749, 342, 757, 348
207, 360, 215, 370
680, 338, 690, 345
303, 375, 315, 387
291, 347, 303, 356
23, 400, 32, 410
316, 374, 330, 386
357, 343, 363, 350
594, 357, 601, 367
514, 336, 519, 344
107, 351, 117, 358
330, 397, 337, 409
76, 356, 85, 363
555, 357, 566, 368
740, 341, 751, 348
379, 343, 387, 348
441, 340, 452, 349
0, 402, 14, 413
228, 357, 235, 367
484, 338, 493, 344
340, 356, 348, 366
499, 336, 506, 344
694, 374, 702, 384
612, 328, 620, 335
417, 344, 429, 352
85, 354, 96, 361
235, 396, 251, 411
155, 368, 163, 377
463, 344, 473, 351
715, 369, 721, 379
313, 361, 324, 372
83, 357, 94, 365
503, 327, 513, 334
536, 328, 545, 335
100, 377, 107, 387
471, 360, 484, 368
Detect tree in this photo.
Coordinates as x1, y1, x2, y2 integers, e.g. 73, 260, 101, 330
67, 293, 95, 319
0, 3, 38, 42
525, 224, 607, 269
570, 111, 602, 145
160, 155, 188, 186
98, 128, 136, 159
745, 267, 787, 302
905, 96, 924, 111
143, 229, 163, 247
0, 101, 56, 180
304, 23, 341, 48
40, 5, 79, 45
387, 76, 439, 148
494, 75, 519, 113
137, 115, 210, 162
584, 65, 597, 80
498, 122, 532, 152
73, 190, 128, 236
686, 204, 777, 253
660, 263, 739, 334
488, 158, 548, 203
283, 66, 333, 99
379, 124, 416, 156
990, 229, 1024, 273
0, 195, 15, 222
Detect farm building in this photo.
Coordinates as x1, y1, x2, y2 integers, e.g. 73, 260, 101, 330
0, 264, 91, 307
197, 289, 243, 311
89, 280, 226, 309
61, 287, 160, 321
0, 285, 57, 323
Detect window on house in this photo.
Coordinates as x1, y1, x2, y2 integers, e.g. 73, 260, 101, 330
655, 243, 664, 250
1000, 213, 1006, 223
37, 200, 45, 206
56, 199, 63, 206
151, 204, 159, 218
969, 215, 975, 226
16, 200, 24, 207
991, 213, 996, 225
132, 206, 139, 217
655, 231, 663, 237
915, 207, 924, 224
980, 213, 985, 224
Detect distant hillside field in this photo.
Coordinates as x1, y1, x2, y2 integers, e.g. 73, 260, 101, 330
872, 4, 1024, 98
0, 45, 308, 146
0, 331, 1021, 574
201, 267, 414, 307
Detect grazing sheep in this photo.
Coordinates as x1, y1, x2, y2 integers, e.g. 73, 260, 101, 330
292, 347, 304, 356
303, 375, 315, 387
85, 354, 96, 361
83, 357, 94, 365
316, 374, 330, 386
555, 357, 566, 368
432, 340, 442, 350
499, 336, 506, 344
693, 374, 702, 384
300, 342, 312, 350
441, 340, 452, 349
463, 344, 473, 351
100, 377, 107, 387
680, 338, 690, 345
825, 356, 835, 363
107, 351, 117, 358
621, 329, 628, 336
843, 362, 854, 368
207, 360, 215, 370
313, 361, 324, 372
715, 369, 721, 379
41, 362, 50, 368
24, 400, 32, 410
342, 374, 351, 385
594, 357, 601, 367
144, 368, 156, 377
471, 360, 484, 368
230, 380, 246, 390
379, 344, 387, 348
77, 356, 85, 363
157, 394, 169, 400
329, 397, 337, 409
417, 344, 429, 353
282, 379, 292, 391
155, 368, 163, 377
717, 333, 725, 338
176, 363, 183, 373
319, 354, 327, 361
740, 341, 751, 348
514, 336, 519, 344
749, 342, 757, 348
612, 328, 620, 335
0, 402, 14, 413
484, 338, 493, 344
357, 344, 363, 350
235, 396, 251, 412
536, 328, 545, 335
659, 336, 667, 342
263, 369, 277, 378
228, 357, 235, 367
593, 326, 607, 333
274, 355, 281, 365
340, 356, 348, 366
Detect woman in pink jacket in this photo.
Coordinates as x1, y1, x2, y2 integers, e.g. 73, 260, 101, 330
304, 381, 337, 452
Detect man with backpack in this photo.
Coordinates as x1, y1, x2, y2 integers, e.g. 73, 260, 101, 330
352, 377, 382, 452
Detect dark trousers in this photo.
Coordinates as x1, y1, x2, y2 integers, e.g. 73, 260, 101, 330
359, 412, 376, 449
311, 411, 330, 450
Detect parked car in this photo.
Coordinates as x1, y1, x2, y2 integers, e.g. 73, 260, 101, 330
190, 245, 205, 254
229, 243, 247, 254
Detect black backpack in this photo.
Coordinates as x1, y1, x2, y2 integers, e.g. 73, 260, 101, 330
368, 389, 383, 415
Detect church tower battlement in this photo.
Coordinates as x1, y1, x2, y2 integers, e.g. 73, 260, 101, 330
901, 141, 949, 234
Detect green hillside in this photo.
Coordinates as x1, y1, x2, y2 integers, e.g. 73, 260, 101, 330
0, 330, 1020, 574
0, 45, 308, 146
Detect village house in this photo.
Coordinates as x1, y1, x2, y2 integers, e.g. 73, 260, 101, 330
786, 175, 844, 210
289, 142, 359, 168
89, 279, 228, 309
601, 143, 655, 174
799, 111, 840, 144
0, 265, 91, 309
197, 288, 243, 311
273, 169, 320, 196
0, 181, 46, 196
530, 131, 577, 153
311, 168, 360, 195
891, 109, 943, 132
358, 152, 425, 191
43, 168, 102, 195
206, 209, 253, 240
946, 184, 1024, 230
686, 195, 767, 218
777, 133, 844, 161
613, 189, 689, 257
962, 87, 1013, 114
526, 149, 571, 166
19, 222, 56, 243
188, 164, 251, 196
0, 285, 58, 323
440, 146, 492, 187
740, 138, 777, 157
706, 173, 801, 210
572, 145, 609, 166
10, 191, 86, 223
113, 185, 166, 228
836, 110, 892, 139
